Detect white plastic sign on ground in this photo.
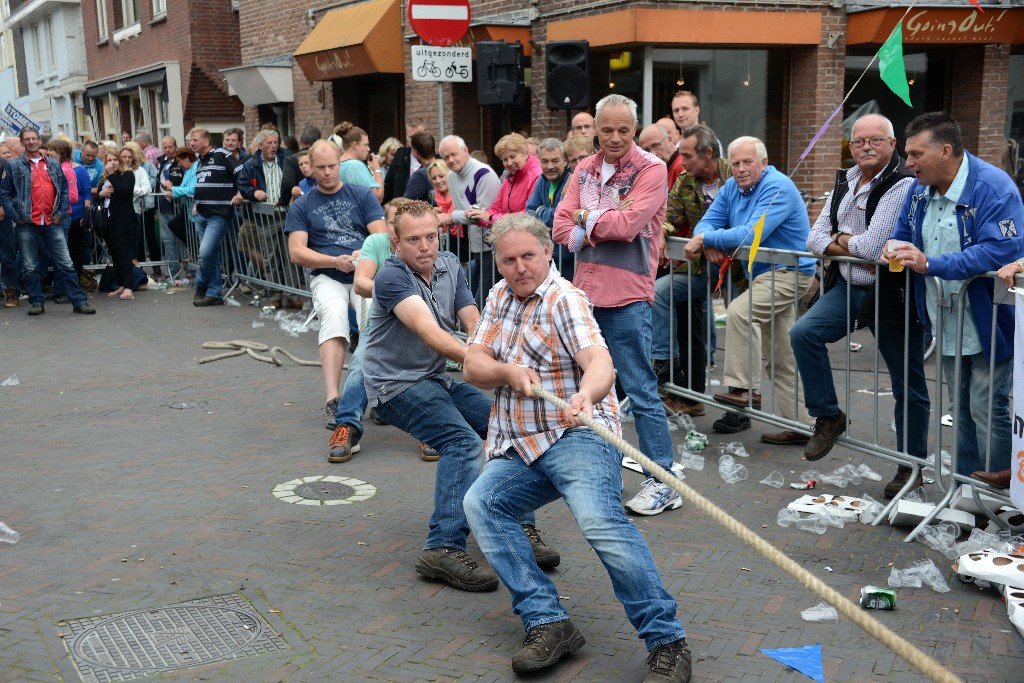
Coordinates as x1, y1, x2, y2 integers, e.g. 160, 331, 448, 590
1011, 289, 1024, 512
411, 45, 472, 82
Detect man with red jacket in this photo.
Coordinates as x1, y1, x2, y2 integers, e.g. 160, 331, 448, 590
0, 127, 94, 316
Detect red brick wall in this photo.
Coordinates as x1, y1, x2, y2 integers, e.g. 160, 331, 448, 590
238, 0, 334, 140
785, 8, 846, 198
948, 43, 1009, 165
81, 0, 243, 132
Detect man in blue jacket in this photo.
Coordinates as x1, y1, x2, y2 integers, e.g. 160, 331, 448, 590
0, 127, 94, 316
526, 138, 572, 279
684, 136, 815, 445
886, 112, 1024, 479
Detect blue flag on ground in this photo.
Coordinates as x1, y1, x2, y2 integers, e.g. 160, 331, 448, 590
760, 644, 825, 683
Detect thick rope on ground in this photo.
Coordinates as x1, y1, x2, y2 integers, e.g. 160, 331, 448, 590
530, 384, 962, 683
199, 340, 321, 367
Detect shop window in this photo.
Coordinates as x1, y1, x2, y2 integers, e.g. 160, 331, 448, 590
156, 98, 170, 139
96, 0, 108, 40
588, 47, 770, 148
130, 94, 145, 133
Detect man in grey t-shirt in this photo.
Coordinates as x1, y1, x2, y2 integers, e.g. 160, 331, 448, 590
362, 201, 559, 592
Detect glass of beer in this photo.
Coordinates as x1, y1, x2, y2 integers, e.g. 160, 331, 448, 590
885, 239, 911, 273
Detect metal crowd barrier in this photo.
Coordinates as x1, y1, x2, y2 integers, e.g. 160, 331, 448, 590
659, 236, 1018, 539
904, 271, 1020, 540
230, 200, 311, 301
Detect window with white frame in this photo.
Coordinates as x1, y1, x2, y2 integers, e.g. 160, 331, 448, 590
42, 17, 56, 73
96, 0, 108, 39
32, 19, 55, 78
152, 0, 166, 17
121, 0, 139, 26
32, 24, 42, 76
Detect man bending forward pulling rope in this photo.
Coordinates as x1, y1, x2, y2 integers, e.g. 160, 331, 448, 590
463, 213, 691, 682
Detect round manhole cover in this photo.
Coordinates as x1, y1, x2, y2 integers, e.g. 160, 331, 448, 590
294, 481, 354, 500
272, 475, 376, 506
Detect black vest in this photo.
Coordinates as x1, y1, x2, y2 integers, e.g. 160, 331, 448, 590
822, 153, 916, 327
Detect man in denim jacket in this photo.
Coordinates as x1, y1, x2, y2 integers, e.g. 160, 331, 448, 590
887, 112, 1024, 479
0, 127, 94, 316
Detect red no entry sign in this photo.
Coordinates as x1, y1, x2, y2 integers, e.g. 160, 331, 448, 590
408, 0, 470, 47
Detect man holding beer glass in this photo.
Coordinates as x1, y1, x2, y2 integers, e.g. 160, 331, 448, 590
885, 112, 1024, 480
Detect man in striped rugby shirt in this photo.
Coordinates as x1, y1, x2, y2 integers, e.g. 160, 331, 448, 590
188, 127, 242, 306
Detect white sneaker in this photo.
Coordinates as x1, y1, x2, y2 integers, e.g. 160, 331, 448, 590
624, 478, 682, 516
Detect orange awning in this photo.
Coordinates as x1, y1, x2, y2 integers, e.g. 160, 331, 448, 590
294, 0, 403, 81
848, 7, 1024, 45
547, 8, 822, 47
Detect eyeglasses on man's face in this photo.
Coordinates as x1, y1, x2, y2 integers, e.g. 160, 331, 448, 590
850, 136, 890, 149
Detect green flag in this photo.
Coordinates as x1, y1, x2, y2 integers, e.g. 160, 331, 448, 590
878, 22, 913, 107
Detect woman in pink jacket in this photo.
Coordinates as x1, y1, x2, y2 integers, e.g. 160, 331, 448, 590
464, 133, 541, 228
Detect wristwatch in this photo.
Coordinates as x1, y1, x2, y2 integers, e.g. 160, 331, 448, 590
574, 209, 586, 225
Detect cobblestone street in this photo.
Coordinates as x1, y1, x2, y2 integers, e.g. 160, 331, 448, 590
0, 287, 1020, 682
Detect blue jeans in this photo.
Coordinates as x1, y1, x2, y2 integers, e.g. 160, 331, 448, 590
374, 378, 535, 550
790, 279, 930, 461
0, 218, 18, 291
194, 212, 229, 298
941, 352, 1013, 476
594, 303, 674, 473
464, 428, 686, 650
334, 340, 366, 436
652, 268, 712, 362
16, 222, 86, 307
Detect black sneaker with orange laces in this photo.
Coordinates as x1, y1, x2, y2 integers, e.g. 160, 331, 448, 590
327, 424, 361, 463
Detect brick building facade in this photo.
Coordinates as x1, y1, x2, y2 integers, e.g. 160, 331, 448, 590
227, 0, 1022, 198
79, 0, 243, 144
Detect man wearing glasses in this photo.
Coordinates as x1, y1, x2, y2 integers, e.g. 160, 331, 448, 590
569, 112, 595, 140
639, 124, 683, 190
790, 114, 927, 499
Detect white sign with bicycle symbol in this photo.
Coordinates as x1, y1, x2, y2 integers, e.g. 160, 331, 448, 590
411, 45, 472, 82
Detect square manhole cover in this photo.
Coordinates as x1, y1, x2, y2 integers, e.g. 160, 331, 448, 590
58, 593, 289, 682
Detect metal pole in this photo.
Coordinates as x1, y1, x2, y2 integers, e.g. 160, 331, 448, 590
437, 82, 445, 139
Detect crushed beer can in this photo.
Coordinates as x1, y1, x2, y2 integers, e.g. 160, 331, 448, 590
684, 430, 708, 452
860, 585, 896, 610
789, 480, 816, 490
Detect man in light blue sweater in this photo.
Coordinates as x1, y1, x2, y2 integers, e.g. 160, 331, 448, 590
684, 136, 816, 444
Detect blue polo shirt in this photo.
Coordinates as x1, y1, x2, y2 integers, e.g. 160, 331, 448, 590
361, 251, 473, 406
283, 182, 384, 284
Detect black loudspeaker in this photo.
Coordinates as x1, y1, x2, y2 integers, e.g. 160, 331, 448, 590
546, 41, 589, 110
477, 41, 524, 106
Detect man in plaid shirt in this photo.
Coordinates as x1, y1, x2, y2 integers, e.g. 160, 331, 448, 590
463, 214, 691, 683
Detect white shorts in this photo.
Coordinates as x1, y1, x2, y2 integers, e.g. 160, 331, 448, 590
310, 274, 363, 346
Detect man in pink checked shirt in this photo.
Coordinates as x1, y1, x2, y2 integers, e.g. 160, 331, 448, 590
553, 94, 681, 517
